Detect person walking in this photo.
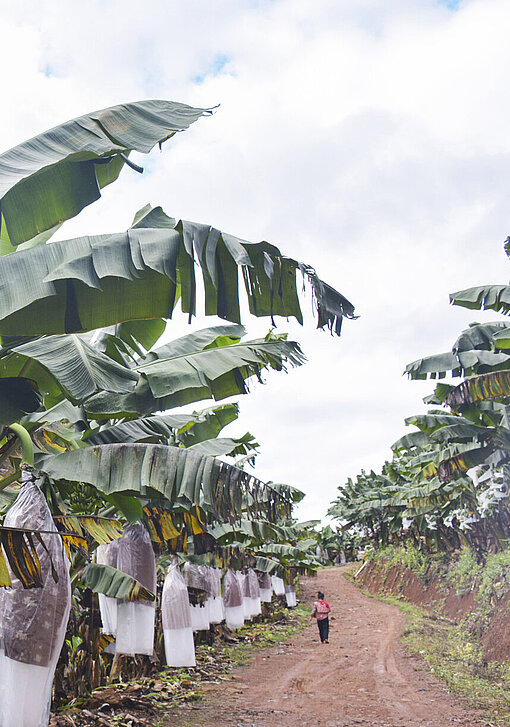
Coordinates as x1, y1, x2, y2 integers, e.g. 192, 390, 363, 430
311, 590, 331, 643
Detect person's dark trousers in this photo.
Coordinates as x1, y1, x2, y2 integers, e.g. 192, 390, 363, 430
317, 617, 329, 642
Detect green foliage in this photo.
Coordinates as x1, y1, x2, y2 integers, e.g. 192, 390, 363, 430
368, 544, 430, 584
444, 547, 480, 596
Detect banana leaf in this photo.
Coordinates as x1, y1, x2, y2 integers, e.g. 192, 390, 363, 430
438, 445, 496, 481
85, 403, 239, 446
84, 333, 306, 418
0, 100, 210, 245
81, 562, 155, 601
405, 349, 510, 380
450, 285, 510, 315
6, 334, 139, 403
446, 370, 510, 408
39, 443, 293, 522
0, 207, 355, 337
187, 434, 259, 458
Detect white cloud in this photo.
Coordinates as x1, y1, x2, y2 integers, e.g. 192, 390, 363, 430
2, 0, 510, 521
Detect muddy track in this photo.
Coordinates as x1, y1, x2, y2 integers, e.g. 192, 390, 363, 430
169, 567, 488, 726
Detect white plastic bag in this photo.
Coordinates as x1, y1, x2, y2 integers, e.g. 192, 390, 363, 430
113, 524, 156, 656
223, 569, 244, 630
0, 474, 71, 727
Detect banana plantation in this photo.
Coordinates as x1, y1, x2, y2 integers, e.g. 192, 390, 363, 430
0, 100, 357, 726
329, 242, 510, 557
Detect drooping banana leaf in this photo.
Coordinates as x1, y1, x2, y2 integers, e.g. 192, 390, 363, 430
264, 481, 306, 503
84, 333, 306, 418
53, 515, 124, 545
0, 525, 87, 588
446, 370, 510, 408
453, 321, 510, 352
438, 445, 496, 481
0, 100, 211, 245
391, 430, 431, 452
0, 207, 356, 336
187, 433, 259, 458
85, 403, 240, 446
405, 349, 510, 380
5, 334, 139, 403
39, 443, 293, 523
81, 562, 155, 601
450, 285, 510, 315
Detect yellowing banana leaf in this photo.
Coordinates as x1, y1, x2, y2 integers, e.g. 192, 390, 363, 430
0, 100, 211, 245
438, 445, 495, 482
143, 506, 183, 543
82, 562, 155, 601
0, 208, 355, 337
54, 515, 123, 545
446, 370, 510, 408
0, 527, 43, 588
0, 546, 11, 586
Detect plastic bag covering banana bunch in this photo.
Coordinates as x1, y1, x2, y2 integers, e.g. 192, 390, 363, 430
285, 583, 297, 608
259, 572, 273, 603
114, 524, 157, 656
161, 565, 195, 667
246, 568, 262, 618
223, 568, 244, 630
96, 539, 119, 636
271, 574, 286, 596
207, 567, 224, 625
0, 472, 71, 727
184, 563, 210, 632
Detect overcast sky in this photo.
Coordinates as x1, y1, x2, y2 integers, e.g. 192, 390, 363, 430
2, 0, 510, 522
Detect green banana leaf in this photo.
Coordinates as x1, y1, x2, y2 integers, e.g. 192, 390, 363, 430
405, 349, 510, 380
391, 430, 431, 452
82, 562, 155, 601
0, 100, 210, 245
7, 334, 139, 403
187, 433, 259, 458
39, 443, 292, 522
450, 285, 510, 315
85, 403, 240, 446
84, 332, 306, 418
0, 207, 355, 336
453, 321, 510, 352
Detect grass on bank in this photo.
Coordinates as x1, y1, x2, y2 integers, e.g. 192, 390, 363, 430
346, 566, 510, 727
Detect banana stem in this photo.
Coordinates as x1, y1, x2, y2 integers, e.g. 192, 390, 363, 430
8, 423, 34, 467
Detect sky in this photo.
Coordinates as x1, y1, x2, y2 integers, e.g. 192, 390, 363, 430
2, 0, 510, 522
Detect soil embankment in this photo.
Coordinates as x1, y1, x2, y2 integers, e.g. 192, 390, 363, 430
357, 559, 510, 663
168, 567, 487, 727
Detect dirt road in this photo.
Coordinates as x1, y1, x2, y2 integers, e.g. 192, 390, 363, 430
173, 567, 488, 727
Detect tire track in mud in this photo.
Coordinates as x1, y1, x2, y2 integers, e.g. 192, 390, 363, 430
169, 567, 490, 727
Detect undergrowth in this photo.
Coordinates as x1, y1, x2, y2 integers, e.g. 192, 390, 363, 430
365, 543, 431, 584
